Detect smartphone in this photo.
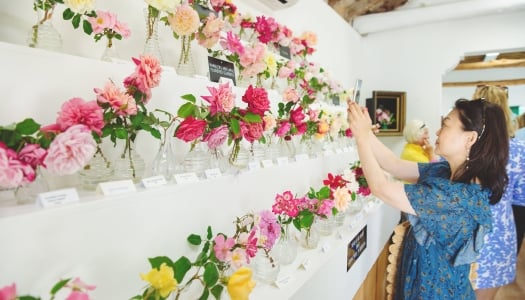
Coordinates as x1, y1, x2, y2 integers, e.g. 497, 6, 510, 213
352, 79, 362, 104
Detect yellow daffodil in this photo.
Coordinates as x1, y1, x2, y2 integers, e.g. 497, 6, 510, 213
140, 263, 177, 298
227, 267, 256, 300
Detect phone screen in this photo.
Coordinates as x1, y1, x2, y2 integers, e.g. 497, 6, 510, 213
353, 79, 362, 104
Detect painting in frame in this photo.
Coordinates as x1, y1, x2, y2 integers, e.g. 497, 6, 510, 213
365, 91, 406, 136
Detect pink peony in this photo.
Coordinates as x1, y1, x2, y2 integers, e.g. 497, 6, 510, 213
0, 283, 16, 300
201, 83, 236, 115
203, 125, 229, 149
44, 125, 97, 175
241, 85, 270, 116
17, 143, 47, 168
174, 117, 207, 143
168, 4, 200, 36
56, 97, 104, 135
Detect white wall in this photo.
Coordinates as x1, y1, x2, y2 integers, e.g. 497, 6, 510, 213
360, 10, 525, 154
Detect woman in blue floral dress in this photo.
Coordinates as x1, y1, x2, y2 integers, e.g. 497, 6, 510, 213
471, 85, 525, 300
347, 99, 509, 299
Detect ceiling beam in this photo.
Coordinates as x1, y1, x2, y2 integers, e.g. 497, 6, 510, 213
442, 78, 525, 87
454, 59, 525, 70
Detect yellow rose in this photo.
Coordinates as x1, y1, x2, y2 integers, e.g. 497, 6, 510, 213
227, 267, 256, 300
140, 263, 178, 298
317, 120, 330, 134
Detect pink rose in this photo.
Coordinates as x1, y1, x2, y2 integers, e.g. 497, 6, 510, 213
56, 97, 104, 135
175, 117, 207, 143
204, 125, 229, 149
44, 125, 97, 175
95, 82, 137, 116
290, 106, 305, 125
282, 87, 299, 103
242, 121, 264, 143
0, 283, 16, 300
242, 85, 270, 116
65, 291, 90, 300
275, 121, 291, 137
201, 83, 236, 115
18, 143, 47, 168
125, 55, 162, 93
0, 144, 35, 189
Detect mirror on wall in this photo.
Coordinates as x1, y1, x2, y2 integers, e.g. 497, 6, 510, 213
441, 48, 525, 119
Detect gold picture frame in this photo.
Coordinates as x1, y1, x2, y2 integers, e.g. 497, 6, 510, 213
365, 91, 406, 136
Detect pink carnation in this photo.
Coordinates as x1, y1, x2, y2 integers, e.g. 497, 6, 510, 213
56, 97, 104, 135
44, 125, 97, 175
175, 117, 207, 143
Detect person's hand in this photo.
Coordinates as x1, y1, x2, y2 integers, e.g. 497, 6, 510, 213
347, 101, 373, 139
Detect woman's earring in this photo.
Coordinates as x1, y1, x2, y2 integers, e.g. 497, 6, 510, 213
466, 148, 470, 169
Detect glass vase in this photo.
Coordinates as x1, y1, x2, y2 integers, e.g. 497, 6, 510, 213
251, 252, 280, 285
300, 226, 320, 250
317, 215, 336, 236
100, 37, 120, 62
208, 147, 228, 174
278, 137, 296, 159
272, 225, 298, 266
150, 124, 177, 179
334, 211, 346, 227
175, 35, 196, 77
112, 139, 146, 183
78, 147, 114, 191
182, 143, 209, 176
143, 7, 163, 63
249, 141, 266, 163
15, 166, 49, 205
26, 5, 62, 52
228, 140, 249, 170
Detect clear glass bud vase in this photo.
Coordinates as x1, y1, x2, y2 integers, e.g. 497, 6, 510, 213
15, 166, 49, 205
272, 225, 298, 265
175, 35, 196, 77
251, 252, 280, 285
78, 147, 114, 190
143, 7, 163, 63
27, 5, 62, 52
112, 139, 146, 183
300, 226, 320, 249
101, 37, 120, 62
150, 124, 177, 179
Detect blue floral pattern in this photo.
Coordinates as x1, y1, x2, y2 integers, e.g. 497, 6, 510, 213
474, 139, 525, 289
396, 161, 492, 300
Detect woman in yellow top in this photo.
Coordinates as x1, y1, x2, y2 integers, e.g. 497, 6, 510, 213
400, 119, 439, 162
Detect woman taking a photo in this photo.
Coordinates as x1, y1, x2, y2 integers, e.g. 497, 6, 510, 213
347, 99, 508, 299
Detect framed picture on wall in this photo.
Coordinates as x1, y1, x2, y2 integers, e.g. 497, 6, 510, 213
365, 91, 406, 136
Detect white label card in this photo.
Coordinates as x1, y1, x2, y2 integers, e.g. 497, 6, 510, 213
248, 161, 261, 170
275, 274, 293, 289
295, 154, 309, 162
276, 156, 289, 165
38, 188, 79, 208
98, 180, 137, 196
205, 168, 222, 179
173, 172, 199, 184
261, 159, 274, 168
300, 257, 311, 270
141, 175, 167, 188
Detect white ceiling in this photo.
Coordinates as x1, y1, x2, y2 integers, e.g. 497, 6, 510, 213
351, 0, 525, 35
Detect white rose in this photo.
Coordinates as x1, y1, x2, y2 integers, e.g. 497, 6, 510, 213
64, 0, 96, 14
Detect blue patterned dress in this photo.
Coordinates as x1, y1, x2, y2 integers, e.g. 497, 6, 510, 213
395, 161, 492, 300
473, 138, 525, 289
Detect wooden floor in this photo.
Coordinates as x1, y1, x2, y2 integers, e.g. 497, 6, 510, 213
495, 241, 525, 299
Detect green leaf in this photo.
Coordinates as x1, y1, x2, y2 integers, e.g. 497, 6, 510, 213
187, 234, 202, 245
198, 288, 210, 300
206, 225, 213, 240
15, 118, 40, 135
318, 186, 331, 200
50, 278, 71, 295
72, 14, 81, 29
243, 112, 261, 123
181, 94, 196, 103
62, 8, 74, 20
177, 102, 196, 118
18, 296, 41, 300
203, 262, 219, 287
300, 212, 314, 228
210, 284, 224, 299
129, 296, 142, 300
114, 128, 128, 140
230, 118, 240, 135
83, 19, 93, 35
148, 256, 174, 269
149, 127, 161, 139
173, 256, 192, 283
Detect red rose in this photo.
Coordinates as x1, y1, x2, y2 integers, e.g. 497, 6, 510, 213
242, 85, 270, 116
175, 117, 207, 142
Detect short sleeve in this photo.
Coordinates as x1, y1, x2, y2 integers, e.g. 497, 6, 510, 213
509, 140, 525, 206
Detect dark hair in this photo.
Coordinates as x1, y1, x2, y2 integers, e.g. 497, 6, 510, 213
454, 99, 508, 204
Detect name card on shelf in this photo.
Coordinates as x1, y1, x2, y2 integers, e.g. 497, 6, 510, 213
294, 153, 309, 162
208, 56, 236, 85
248, 161, 261, 170
141, 175, 167, 188
299, 257, 311, 270
97, 180, 137, 196
173, 172, 200, 184
275, 274, 293, 289
276, 156, 289, 166
261, 159, 274, 168
205, 168, 222, 179
347, 225, 367, 271
37, 188, 79, 208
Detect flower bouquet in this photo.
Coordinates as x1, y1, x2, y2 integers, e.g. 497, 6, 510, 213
0, 277, 95, 300
87, 10, 131, 61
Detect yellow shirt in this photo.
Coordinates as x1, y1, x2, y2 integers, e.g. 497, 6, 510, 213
400, 143, 430, 163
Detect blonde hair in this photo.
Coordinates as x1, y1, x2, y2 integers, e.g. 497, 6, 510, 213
403, 119, 426, 144
518, 113, 525, 129
472, 85, 514, 137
